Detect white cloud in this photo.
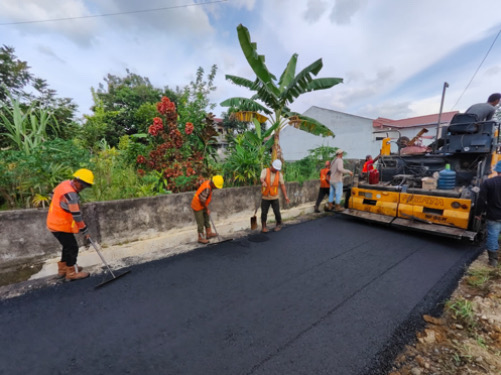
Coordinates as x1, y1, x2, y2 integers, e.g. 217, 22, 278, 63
0, 0, 500, 122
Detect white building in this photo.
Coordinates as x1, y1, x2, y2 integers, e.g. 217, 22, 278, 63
279, 106, 376, 161
280, 106, 460, 160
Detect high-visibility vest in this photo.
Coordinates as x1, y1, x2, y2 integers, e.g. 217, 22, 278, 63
46, 180, 80, 233
320, 167, 330, 188
191, 180, 212, 211
362, 160, 374, 173
262, 168, 280, 197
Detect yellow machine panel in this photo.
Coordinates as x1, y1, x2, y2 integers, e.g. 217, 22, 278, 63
349, 187, 399, 217
397, 193, 471, 229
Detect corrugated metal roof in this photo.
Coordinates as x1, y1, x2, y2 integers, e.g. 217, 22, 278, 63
373, 111, 459, 129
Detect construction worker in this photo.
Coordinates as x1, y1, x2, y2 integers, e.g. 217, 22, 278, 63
327, 149, 353, 212
475, 160, 501, 267
260, 159, 290, 232
361, 154, 380, 181
314, 160, 331, 213
47, 169, 94, 281
191, 175, 224, 244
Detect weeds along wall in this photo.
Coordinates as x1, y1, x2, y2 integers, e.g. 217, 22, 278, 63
0, 181, 319, 268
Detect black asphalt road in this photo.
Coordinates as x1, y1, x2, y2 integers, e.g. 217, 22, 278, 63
0, 216, 480, 375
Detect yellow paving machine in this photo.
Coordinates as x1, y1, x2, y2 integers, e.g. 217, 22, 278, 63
343, 113, 501, 240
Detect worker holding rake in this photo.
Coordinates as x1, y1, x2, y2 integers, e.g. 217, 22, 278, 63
47, 169, 94, 281
191, 175, 224, 244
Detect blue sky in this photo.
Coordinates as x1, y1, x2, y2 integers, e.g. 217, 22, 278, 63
1, 0, 500, 121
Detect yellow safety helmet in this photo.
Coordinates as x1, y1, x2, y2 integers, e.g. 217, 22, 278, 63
73, 168, 94, 186
212, 175, 224, 189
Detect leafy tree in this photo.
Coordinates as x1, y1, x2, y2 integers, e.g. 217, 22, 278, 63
221, 24, 343, 160
0, 45, 32, 102
0, 46, 80, 147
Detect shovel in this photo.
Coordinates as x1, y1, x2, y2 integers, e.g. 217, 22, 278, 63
88, 237, 131, 289
250, 205, 259, 230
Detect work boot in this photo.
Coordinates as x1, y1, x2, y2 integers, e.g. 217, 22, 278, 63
206, 227, 218, 239
65, 264, 90, 281
198, 233, 209, 244
57, 262, 83, 279
334, 204, 344, 212
261, 221, 269, 233
57, 261, 67, 279
326, 203, 334, 212
488, 251, 498, 267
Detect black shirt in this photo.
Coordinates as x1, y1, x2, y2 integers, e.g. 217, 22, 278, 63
476, 175, 501, 220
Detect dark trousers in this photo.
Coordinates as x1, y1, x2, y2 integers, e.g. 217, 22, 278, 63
315, 187, 330, 208
261, 199, 281, 225
52, 232, 79, 267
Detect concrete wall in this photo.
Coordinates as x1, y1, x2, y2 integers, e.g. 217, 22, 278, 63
280, 106, 378, 161
0, 181, 320, 268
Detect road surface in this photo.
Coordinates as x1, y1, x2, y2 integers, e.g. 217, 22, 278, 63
0, 215, 480, 375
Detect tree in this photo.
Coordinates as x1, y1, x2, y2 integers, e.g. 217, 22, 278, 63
0, 45, 32, 102
221, 24, 343, 160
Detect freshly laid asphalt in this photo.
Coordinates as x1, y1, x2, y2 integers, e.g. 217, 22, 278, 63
0, 215, 481, 375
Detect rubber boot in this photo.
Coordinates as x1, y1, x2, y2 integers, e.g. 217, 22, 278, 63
65, 264, 90, 281
334, 204, 344, 212
206, 227, 218, 239
198, 233, 209, 244
261, 221, 269, 233
488, 251, 498, 267
57, 262, 83, 279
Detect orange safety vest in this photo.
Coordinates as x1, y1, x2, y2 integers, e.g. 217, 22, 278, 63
191, 180, 212, 211
320, 167, 330, 188
362, 160, 374, 173
262, 168, 280, 197
46, 180, 80, 233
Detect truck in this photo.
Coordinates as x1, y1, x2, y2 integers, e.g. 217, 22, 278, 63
342, 113, 501, 241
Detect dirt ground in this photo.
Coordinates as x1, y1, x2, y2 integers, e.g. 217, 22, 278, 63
389, 251, 501, 375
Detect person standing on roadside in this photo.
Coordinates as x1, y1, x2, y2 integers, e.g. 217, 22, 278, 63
475, 161, 501, 267
260, 159, 290, 232
47, 169, 94, 281
327, 149, 353, 212
314, 160, 331, 213
191, 176, 224, 244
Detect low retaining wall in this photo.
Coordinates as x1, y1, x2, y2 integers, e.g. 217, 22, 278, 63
0, 180, 320, 269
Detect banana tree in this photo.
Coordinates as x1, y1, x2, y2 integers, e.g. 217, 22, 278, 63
221, 24, 343, 160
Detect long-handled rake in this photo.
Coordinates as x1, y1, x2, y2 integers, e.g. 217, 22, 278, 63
88, 237, 131, 289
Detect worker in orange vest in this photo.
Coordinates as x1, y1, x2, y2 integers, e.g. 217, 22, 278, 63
260, 160, 290, 232
46, 169, 94, 281
191, 175, 224, 244
314, 160, 331, 213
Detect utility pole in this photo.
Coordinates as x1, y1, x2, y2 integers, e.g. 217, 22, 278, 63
434, 82, 449, 152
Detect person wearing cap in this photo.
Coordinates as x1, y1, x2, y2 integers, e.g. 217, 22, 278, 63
314, 160, 331, 213
191, 175, 224, 244
260, 159, 290, 232
361, 154, 380, 182
46, 168, 94, 281
475, 160, 501, 267
327, 149, 353, 212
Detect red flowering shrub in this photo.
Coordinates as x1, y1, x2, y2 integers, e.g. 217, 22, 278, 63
138, 96, 209, 192
185, 122, 194, 135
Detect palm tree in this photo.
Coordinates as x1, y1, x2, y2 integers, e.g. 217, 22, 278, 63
221, 24, 343, 160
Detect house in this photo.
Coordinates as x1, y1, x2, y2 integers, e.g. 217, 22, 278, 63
279, 106, 376, 161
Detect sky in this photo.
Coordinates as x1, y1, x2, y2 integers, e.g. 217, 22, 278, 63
1, 0, 501, 122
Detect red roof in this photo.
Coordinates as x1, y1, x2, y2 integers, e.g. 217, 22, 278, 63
373, 111, 459, 129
